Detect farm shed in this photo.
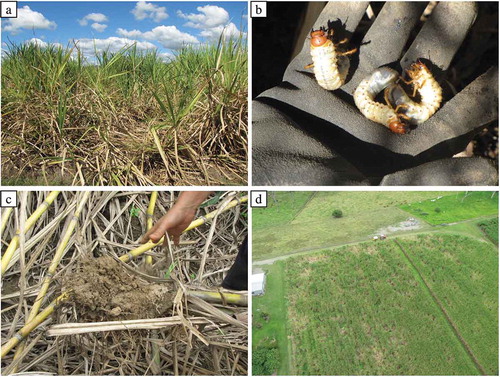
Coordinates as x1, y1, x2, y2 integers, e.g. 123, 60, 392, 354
252, 273, 266, 295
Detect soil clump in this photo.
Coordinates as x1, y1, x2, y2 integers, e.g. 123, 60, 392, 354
63, 256, 173, 321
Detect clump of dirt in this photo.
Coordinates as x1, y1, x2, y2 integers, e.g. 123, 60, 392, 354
62, 256, 173, 321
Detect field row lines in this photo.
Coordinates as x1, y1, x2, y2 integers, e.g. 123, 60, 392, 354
288, 192, 318, 225
393, 239, 486, 376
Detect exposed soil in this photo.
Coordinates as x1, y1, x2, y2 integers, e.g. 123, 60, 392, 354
375, 218, 424, 235
62, 256, 173, 321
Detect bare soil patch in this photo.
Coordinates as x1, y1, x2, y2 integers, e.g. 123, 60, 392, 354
63, 256, 173, 321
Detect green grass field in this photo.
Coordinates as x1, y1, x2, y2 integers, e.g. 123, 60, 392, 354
253, 207, 414, 260
292, 191, 451, 224
2, 38, 247, 185
253, 192, 314, 230
400, 192, 498, 225
255, 234, 498, 375
252, 263, 290, 375
253, 192, 499, 261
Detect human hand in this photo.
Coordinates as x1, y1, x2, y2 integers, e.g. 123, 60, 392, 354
253, 2, 498, 185
140, 191, 211, 245
140, 205, 196, 246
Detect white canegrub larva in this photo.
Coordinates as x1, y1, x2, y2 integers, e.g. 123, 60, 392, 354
307, 28, 356, 91
353, 67, 408, 134
388, 61, 442, 124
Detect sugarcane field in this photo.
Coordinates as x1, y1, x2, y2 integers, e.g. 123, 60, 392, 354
1, 191, 248, 375
253, 192, 498, 375
1, 2, 248, 186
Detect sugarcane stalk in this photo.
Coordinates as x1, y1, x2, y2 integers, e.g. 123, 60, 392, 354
1, 191, 61, 274
1, 292, 70, 358
12, 192, 90, 367
47, 316, 209, 336
28, 191, 89, 319
146, 191, 160, 373
0, 207, 13, 239
187, 290, 247, 306
1, 288, 246, 357
145, 191, 158, 266
119, 195, 247, 262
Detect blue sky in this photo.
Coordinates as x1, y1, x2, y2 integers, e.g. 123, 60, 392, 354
2, 1, 247, 58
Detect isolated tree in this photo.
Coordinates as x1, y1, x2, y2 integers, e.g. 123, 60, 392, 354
332, 209, 343, 218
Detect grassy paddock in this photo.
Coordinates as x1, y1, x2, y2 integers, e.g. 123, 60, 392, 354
275, 234, 497, 375
253, 192, 314, 230
253, 192, 457, 260
400, 192, 498, 225
292, 192, 451, 224
1, 38, 247, 185
253, 207, 414, 260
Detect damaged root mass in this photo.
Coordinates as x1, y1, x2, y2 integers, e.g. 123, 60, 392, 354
63, 256, 173, 321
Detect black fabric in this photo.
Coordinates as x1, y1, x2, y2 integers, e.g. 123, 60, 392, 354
222, 235, 248, 291
252, 2, 498, 186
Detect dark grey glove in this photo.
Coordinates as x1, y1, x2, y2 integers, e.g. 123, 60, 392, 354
253, 2, 498, 185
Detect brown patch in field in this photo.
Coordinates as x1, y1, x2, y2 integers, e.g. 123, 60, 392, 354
362, 322, 372, 336
471, 271, 483, 281
307, 254, 327, 263
63, 256, 173, 321
442, 251, 456, 261
299, 268, 312, 278
365, 245, 379, 255
371, 345, 385, 366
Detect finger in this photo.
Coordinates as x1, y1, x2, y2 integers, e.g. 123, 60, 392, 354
283, 2, 369, 88
400, 2, 477, 77
258, 66, 497, 158
380, 158, 499, 186
173, 234, 180, 246
144, 224, 168, 244
252, 99, 369, 185
342, 2, 427, 93
413, 66, 498, 152
140, 228, 154, 244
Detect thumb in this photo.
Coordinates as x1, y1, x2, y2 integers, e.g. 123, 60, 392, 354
141, 224, 167, 244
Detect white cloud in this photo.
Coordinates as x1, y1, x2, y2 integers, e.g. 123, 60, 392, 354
73, 37, 156, 56
116, 28, 144, 39
177, 5, 229, 29
131, 1, 168, 22
78, 13, 108, 26
26, 38, 47, 47
25, 38, 63, 49
91, 23, 108, 32
159, 52, 175, 62
200, 22, 245, 41
177, 6, 244, 41
117, 26, 199, 49
2, 6, 57, 35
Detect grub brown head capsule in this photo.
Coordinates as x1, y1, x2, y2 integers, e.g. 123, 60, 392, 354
310, 29, 328, 47
305, 26, 356, 90
388, 120, 409, 135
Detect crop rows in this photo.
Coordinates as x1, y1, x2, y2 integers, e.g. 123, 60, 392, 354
282, 234, 498, 375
